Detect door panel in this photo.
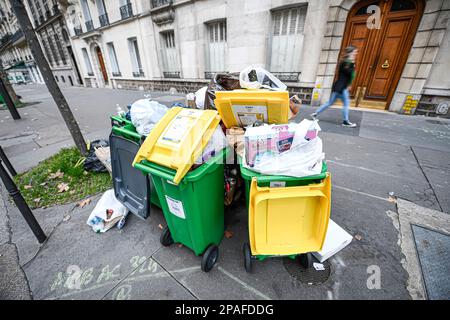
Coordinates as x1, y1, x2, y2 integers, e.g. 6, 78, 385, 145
337, 0, 424, 109
96, 47, 108, 84
365, 18, 412, 99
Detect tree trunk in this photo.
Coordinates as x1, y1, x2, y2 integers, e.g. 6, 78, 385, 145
12, 0, 87, 155
0, 60, 21, 106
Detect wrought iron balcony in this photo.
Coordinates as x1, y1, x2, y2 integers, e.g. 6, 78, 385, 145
11, 29, 24, 43
133, 70, 145, 78
163, 71, 180, 79
99, 13, 109, 27
120, 3, 133, 20
87, 72, 94, 76
52, 4, 60, 15
85, 20, 94, 32
204, 71, 227, 79
112, 72, 122, 77
270, 72, 301, 82
74, 26, 82, 36
151, 0, 172, 8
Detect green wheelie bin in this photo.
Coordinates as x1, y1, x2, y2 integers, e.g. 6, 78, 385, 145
134, 148, 229, 272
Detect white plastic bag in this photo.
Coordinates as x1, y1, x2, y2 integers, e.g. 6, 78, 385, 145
87, 189, 127, 233
130, 99, 168, 136
243, 119, 324, 177
194, 86, 208, 109
239, 66, 287, 91
195, 125, 228, 164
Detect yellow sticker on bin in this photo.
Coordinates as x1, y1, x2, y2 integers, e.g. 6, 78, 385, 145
248, 174, 331, 256
132, 107, 221, 185
214, 89, 289, 128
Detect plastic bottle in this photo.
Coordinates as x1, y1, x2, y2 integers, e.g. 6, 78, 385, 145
116, 104, 125, 117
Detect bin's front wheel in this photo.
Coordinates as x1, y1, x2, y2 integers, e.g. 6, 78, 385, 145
160, 226, 174, 247
298, 252, 313, 269
201, 245, 219, 272
243, 243, 253, 273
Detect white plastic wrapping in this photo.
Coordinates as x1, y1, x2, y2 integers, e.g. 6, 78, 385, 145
87, 189, 127, 233
194, 86, 208, 109
195, 125, 228, 164
130, 99, 168, 136
243, 119, 324, 177
239, 66, 287, 91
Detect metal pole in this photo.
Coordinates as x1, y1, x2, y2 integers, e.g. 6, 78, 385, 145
0, 146, 17, 177
0, 160, 46, 243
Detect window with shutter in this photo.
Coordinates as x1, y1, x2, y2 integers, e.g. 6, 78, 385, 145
160, 30, 180, 78
270, 6, 307, 82
205, 20, 227, 78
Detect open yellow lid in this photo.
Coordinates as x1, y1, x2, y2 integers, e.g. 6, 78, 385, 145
214, 89, 289, 128
249, 174, 331, 256
133, 107, 221, 185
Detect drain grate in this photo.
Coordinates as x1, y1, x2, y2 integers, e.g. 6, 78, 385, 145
283, 256, 331, 285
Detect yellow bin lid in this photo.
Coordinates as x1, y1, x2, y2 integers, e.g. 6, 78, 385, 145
133, 107, 221, 185
249, 174, 331, 256
214, 89, 289, 128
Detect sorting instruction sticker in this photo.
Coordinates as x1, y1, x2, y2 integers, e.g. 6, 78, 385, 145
165, 196, 185, 219
270, 181, 286, 188
232, 105, 268, 126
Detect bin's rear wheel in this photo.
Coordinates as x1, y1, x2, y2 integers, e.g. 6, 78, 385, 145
298, 252, 313, 269
243, 243, 253, 273
160, 226, 174, 247
201, 245, 219, 272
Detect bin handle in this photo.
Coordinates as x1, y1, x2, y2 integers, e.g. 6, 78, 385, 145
134, 162, 178, 184
112, 126, 142, 141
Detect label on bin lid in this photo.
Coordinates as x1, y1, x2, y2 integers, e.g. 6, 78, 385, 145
232, 105, 268, 126
270, 181, 286, 188
159, 109, 202, 144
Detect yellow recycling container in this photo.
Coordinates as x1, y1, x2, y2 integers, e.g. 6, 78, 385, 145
244, 173, 331, 272
133, 107, 221, 185
214, 89, 289, 128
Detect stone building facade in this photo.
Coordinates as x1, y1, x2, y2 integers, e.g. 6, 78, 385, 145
0, 0, 43, 84
26, 0, 84, 87
61, 0, 450, 117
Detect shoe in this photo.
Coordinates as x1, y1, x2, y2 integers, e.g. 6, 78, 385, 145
310, 112, 318, 120
342, 120, 357, 128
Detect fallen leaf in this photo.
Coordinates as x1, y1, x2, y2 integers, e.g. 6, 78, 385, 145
24, 185, 32, 190
57, 182, 70, 193
158, 224, 163, 230
49, 170, 64, 180
33, 198, 41, 203
40, 182, 47, 186
354, 234, 362, 241
63, 215, 71, 222
224, 230, 233, 239
78, 198, 91, 208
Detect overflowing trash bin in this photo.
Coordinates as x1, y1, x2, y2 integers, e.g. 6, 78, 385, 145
133, 107, 229, 272
240, 161, 331, 272
110, 115, 161, 226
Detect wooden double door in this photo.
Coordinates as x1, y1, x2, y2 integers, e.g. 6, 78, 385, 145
339, 0, 424, 109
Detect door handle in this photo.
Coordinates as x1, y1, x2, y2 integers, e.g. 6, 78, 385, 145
381, 59, 390, 69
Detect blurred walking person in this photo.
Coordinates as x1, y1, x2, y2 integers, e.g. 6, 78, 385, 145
311, 46, 358, 128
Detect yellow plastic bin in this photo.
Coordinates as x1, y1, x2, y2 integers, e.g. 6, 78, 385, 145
243, 173, 332, 272
214, 89, 290, 128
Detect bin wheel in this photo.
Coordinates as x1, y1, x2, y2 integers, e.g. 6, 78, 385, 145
160, 226, 174, 247
201, 245, 219, 272
298, 253, 313, 269
243, 243, 253, 273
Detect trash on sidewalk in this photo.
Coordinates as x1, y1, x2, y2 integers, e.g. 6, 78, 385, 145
204, 72, 242, 110
242, 119, 324, 178
84, 139, 109, 173
87, 189, 127, 233
312, 219, 353, 263
289, 95, 302, 120
194, 86, 208, 109
313, 262, 325, 271
94, 146, 111, 174
239, 66, 287, 91
130, 99, 168, 136
185, 92, 196, 108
